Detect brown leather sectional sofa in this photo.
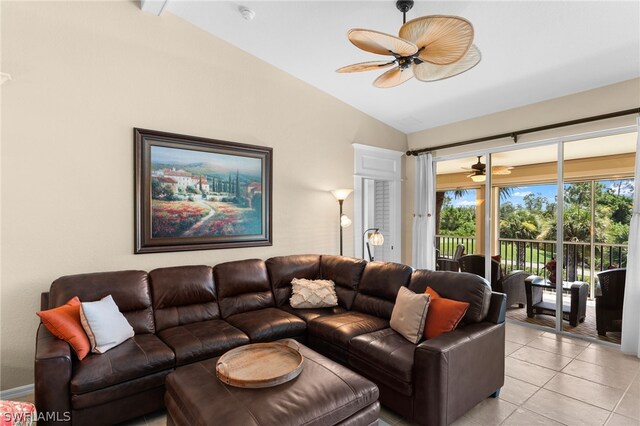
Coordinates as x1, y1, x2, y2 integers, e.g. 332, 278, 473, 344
35, 255, 507, 426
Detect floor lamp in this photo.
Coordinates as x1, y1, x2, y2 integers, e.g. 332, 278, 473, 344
331, 189, 352, 256
362, 228, 384, 261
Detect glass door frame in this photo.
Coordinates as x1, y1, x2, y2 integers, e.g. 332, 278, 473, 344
432, 124, 637, 340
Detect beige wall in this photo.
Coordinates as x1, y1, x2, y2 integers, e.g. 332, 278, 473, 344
403, 79, 640, 265
0, 1, 407, 389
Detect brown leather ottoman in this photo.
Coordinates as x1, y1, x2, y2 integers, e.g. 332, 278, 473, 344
165, 339, 380, 426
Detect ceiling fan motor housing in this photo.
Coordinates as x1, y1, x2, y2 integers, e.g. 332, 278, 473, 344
396, 0, 414, 13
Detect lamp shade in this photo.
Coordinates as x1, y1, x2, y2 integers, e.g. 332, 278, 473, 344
340, 214, 352, 228
470, 174, 486, 182
369, 230, 384, 246
331, 189, 353, 201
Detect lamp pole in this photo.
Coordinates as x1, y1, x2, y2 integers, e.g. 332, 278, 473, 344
362, 227, 379, 261
331, 189, 352, 257
338, 199, 344, 256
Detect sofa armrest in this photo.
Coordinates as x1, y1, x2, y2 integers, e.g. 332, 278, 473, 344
35, 324, 72, 425
413, 322, 505, 426
41, 292, 50, 310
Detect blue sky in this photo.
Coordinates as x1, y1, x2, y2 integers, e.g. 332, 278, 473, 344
151, 146, 262, 175
448, 179, 634, 208
506, 185, 556, 207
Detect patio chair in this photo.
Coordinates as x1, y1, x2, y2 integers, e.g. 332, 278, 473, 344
458, 254, 502, 291
436, 258, 460, 272
458, 254, 528, 307
595, 268, 626, 336
453, 244, 466, 261
501, 271, 529, 308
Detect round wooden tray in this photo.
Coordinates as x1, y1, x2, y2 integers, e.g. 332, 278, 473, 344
216, 341, 304, 388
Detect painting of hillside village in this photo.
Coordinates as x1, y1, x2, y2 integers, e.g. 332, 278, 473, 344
150, 145, 264, 239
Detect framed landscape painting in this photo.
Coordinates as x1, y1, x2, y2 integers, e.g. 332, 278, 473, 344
134, 128, 272, 253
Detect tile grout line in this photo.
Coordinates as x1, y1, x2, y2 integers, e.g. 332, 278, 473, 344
558, 361, 639, 392
499, 368, 569, 426
529, 334, 627, 421
503, 337, 574, 426
503, 335, 619, 425
607, 368, 640, 424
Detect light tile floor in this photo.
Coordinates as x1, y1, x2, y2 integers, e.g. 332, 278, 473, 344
443, 322, 640, 426
15, 321, 640, 425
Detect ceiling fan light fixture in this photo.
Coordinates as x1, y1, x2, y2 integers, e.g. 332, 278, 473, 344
470, 173, 486, 183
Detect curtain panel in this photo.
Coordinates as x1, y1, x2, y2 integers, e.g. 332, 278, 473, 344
412, 153, 436, 270
621, 118, 640, 357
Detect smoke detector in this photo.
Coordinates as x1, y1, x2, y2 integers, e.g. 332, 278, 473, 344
238, 6, 255, 21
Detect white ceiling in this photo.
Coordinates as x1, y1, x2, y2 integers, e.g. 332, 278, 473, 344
165, 1, 640, 134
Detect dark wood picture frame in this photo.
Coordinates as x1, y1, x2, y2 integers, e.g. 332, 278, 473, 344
134, 128, 272, 254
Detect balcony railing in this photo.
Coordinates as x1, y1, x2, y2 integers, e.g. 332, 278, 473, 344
435, 235, 476, 258
436, 235, 628, 297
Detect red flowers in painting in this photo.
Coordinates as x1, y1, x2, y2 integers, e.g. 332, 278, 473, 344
152, 201, 209, 237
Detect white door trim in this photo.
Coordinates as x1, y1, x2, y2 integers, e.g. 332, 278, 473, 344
353, 144, 404, 262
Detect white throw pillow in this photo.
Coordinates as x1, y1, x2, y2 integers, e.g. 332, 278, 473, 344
290, 278, 338, 309
390, 286, 431, 344
80, 295, 135, 354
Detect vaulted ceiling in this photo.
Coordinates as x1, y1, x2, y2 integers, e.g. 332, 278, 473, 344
151, 1, 640, 134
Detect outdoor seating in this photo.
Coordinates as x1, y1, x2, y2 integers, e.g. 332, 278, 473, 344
458, 254, 528, 308
524, 276, 588, 327
453, 244, 465, 261
436, 258, 460, 271
501, 271, 529, 308
435, 244, 465, 271
595, 268, 626, 336
458, 255, 502, 291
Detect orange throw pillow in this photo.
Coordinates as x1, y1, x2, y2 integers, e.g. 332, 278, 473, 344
424, 287, 470, 339
37, 296, 90, 360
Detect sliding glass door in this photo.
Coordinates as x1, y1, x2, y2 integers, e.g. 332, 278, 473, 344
490, 145, 559, 332
432, 125, 637, 343
561, 132, 637, 341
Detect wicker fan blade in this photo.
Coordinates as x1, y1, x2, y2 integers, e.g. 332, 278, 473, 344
348, 29, 418, 57
399, 16, 474, 65
492, 166, 513, 175
413, 45, 481, 82
336, 60, 396, 73
373, 66, 414, 88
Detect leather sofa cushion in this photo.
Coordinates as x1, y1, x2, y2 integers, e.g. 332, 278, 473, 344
352, 262, 413, 319
50, 271, 155, 334
266, 255, 321, 307
409, 270, 492, 324
71, 370, 169, 410
348, 328, 415, 396
70, 334, 174, 395
320, 255, 367, 309
150, 266, 219, 332
214, 259, 274, 318
280, 305, 347, 323
158, 319, 249, 366
307, 311, 389, 350
225, 308, 306, 342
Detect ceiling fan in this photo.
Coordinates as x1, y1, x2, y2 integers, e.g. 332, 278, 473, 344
336, 0, 481, 88
463, 156, 513, 182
